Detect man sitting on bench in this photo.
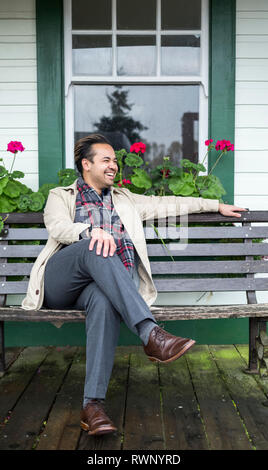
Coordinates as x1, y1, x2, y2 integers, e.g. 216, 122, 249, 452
22, 133, 246, 436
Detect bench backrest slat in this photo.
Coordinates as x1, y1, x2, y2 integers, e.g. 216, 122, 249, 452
154, 278, 268, 292
2, 276, 268, 294
2, 226, 268, 241
146, 243, 268, 256
0, 263, 34, 275
144, 226, 268, 239
0, 228, 48, 240
1, 242, 268, 259
150, 260, 268, 274
1, 211, 268, 297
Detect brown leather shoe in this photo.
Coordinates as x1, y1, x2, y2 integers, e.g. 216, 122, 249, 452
144, 326, 195, 363
80, 400, 117, 436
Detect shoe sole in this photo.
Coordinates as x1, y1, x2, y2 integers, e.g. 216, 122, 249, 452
147, 339, 196, 364
80, 420, 117, 436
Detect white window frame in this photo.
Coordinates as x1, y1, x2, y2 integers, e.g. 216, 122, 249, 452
63, 0, 209, 169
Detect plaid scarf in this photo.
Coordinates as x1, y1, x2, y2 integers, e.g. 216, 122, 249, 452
75, 177, 135, 274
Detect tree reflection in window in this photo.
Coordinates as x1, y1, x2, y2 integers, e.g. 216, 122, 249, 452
74, 84, 199, 169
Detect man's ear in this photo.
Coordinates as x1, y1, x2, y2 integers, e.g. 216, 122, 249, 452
81, 158, 91, 173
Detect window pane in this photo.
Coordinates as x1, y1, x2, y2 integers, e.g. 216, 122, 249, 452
74, 85, 199, 166
117, 36, 156, 76
161, 0, 201, 30
117, 0, 156, 30
72, 0, 111, 30
161, 35, 200, 75
72, 35, 112, 75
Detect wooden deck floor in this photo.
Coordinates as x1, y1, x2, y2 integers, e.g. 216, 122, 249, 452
1, 344, 268, 451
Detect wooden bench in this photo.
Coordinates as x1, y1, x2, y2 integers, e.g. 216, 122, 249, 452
1, 210, 268, 376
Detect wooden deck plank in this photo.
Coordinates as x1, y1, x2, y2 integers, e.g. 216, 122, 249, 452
1, 345, 268, 451
210, 345, 268, 450
0, 347, 50, 425
77, 346, 130, 451
123, 347, 164, 450
3, 347, 24, 370
0, 346, 77, 450
186, 345, 253, 450
36, 347, 86, 450
159, 356, 209, 450
236, 344, 268, 402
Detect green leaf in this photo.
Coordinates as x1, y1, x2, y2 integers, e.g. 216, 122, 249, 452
195, 163, 206, 173
17, 194, 31, 212
0, 176, 9, 195
28, 192, 45, 211
58, 168, 77, 186
3, 179, 21, 198
168, 173, 196, 196
0, 165, 8, 177
124, 153, 143, 167
114, 149, 127, 169
14, 180, 33, 195
10, 170, 25, 179
115, 149, 127, 159
38, 183, 58, 200
181, 159, 206, 173
180, 159, 196, 168
0, 193, 17, 212
131, 168, 152, 189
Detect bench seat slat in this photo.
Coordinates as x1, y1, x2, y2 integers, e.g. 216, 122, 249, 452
1, 303, 268, 321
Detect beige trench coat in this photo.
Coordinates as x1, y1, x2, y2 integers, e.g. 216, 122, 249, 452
21, 180, 219, 311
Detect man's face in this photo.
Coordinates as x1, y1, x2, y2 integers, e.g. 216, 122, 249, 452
81, 143, 118, 194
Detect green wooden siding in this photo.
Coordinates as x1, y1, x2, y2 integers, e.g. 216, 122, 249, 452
36, 0, 65, 187
209, 0, 236, 204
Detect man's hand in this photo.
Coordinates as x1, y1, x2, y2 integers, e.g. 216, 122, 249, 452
89, 228, 117, 257
218, 203, 247, 218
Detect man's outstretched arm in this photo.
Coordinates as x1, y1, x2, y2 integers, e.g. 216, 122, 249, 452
123, 188, 247, 221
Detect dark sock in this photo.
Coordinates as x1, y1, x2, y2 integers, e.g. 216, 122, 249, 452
83, 397, 105, 408
136, 319, 156, 346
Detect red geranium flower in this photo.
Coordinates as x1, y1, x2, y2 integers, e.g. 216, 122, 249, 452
160, 169, 171, 178
7, 141, 25, 154
215, 139, 234, 151
129, 142, 146, 154
205, 139, 213, 146
117, 179, 132, 187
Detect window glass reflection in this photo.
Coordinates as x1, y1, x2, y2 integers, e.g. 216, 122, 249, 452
72, 0, 112, 29
117, 0, 156, 30
161, 0, 201, 30
74, 85, 199, 166
72, 35, 112, 75
117, 36, 156, 76
72, 0, 112, 30
161, 35, 200, 76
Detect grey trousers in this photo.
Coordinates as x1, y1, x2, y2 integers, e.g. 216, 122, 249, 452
43, 239, 156, 399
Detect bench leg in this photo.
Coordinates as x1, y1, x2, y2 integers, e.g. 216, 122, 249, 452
245, 317, 259, 375
0, 321, 5, 376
